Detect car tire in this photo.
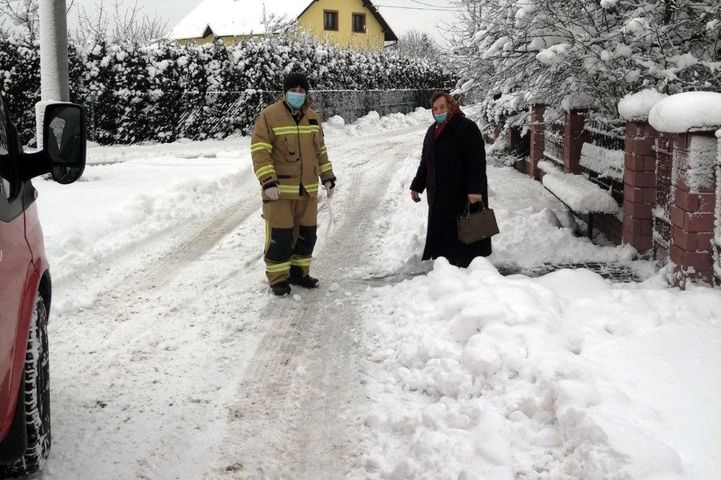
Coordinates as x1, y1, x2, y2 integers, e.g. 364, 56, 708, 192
0, 294, 51, 478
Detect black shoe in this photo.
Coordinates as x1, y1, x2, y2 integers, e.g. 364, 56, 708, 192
289, 274, 319, 289
271, 281, 291, 296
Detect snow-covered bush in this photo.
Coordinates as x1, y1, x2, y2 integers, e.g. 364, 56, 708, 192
0, 33, 450, 145
0, 35, 40, 143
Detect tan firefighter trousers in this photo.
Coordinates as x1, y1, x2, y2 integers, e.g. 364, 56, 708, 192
263, 196, 318, 286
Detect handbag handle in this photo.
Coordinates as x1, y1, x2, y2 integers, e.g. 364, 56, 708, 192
463, 197, 486, 217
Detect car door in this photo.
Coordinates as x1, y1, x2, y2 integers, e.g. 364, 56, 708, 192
0, 94, 31, 438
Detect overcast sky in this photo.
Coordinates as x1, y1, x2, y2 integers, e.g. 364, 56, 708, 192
66, 0, 459, 45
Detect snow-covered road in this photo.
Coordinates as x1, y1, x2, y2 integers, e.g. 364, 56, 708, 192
24, 109, 721, 480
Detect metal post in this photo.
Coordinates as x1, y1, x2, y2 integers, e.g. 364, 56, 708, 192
39, 0, 70, 102
36, 0, 70, 147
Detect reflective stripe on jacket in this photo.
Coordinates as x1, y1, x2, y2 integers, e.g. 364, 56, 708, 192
251, 100, 336, 199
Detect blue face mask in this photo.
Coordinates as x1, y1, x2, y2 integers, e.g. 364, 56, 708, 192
287, 91, 306, 109
434, 112, 448, 123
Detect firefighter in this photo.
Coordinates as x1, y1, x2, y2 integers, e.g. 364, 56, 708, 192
250, 72, 336, 296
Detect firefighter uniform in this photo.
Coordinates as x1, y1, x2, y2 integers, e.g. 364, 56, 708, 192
251, 99, 336, 287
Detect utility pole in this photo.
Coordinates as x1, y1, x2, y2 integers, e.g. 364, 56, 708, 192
36, 0, 70, 146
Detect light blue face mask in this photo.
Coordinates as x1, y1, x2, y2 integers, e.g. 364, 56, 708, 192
434, 112, 448, 123
287, 91, 306, 109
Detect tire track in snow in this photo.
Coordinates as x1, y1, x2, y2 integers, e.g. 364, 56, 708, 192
211, 130, 426, 480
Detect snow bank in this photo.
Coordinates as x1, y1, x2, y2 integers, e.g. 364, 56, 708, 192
364, 259, 721, 480
323, 108, 431, 137
542, 172, 619, 214
618, 89, 668, 121
649, 92, 721, 133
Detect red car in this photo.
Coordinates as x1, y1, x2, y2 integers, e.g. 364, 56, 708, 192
0, 93, 86, 477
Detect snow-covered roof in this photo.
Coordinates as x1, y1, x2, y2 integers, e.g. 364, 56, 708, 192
169, 0, 313, 40
169, 0, 398, 42
649, 91, 721, 133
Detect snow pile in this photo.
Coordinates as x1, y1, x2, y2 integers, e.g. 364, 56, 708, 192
649, 92, 721, 133
618, 89, 668, 121
323, 108, 431, 138
364, 258, 721, 480
542, 172, 619, 214
580, 143, 624, 180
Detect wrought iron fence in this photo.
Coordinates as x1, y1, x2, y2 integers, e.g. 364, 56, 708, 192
581, 112, 626, 204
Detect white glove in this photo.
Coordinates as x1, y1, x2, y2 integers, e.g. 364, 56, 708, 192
324, 181, 335, 199
265, 186, 279, 200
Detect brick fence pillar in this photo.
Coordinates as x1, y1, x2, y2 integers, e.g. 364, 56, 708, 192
622, 121, 657, 252
529, 104, 545, 180
563, 108, 588, 174
667, 132, 718, 287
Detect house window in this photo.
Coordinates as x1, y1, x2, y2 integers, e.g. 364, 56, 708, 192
323, 10, 338, 31
352, 13, 366, 33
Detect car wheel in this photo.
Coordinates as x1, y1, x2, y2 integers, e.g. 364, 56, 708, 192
0, 294, 51, 478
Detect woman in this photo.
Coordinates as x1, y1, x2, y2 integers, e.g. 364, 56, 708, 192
410, 92, 491, 267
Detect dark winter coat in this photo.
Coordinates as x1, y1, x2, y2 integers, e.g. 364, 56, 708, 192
410, 112, 491, 267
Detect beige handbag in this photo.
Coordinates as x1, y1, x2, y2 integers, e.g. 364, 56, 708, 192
457, 200, 499, 245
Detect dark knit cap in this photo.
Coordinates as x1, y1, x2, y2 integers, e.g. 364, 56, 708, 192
283, 72, 310, 93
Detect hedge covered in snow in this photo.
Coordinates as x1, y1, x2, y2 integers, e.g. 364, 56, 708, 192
0, 35, 449, 145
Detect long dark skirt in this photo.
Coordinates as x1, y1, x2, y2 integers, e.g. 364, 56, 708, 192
422, 202, 492, 268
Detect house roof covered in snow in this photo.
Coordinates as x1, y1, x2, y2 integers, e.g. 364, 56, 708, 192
169, 0, 309, 40
169, 0, 397, 42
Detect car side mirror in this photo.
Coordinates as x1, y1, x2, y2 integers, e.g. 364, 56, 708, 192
43, 103, 86, 184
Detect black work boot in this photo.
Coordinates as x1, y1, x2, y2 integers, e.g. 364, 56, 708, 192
271, 280, 291, 296
289, 273, 320, 289
289, 265, 320, 289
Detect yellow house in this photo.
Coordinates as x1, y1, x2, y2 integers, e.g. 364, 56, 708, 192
169, 0, 398, 51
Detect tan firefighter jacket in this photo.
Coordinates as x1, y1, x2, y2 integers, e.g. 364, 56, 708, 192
251, 100, 336, 199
